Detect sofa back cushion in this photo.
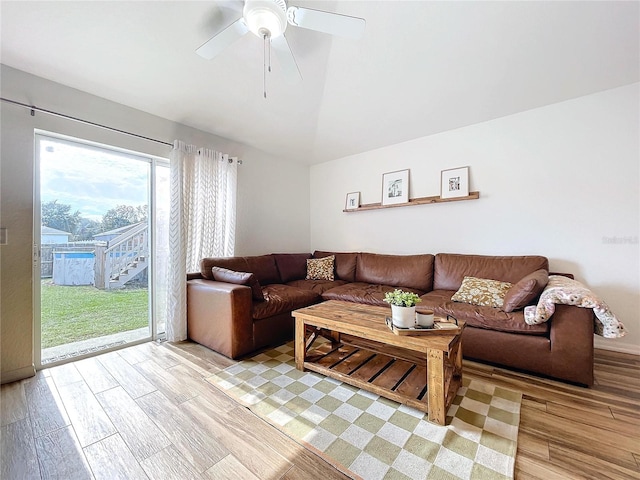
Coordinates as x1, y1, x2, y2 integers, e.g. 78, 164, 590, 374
200, 255, 282, 285
313, 251, 358, 282
200, 257, 249, 280
434, 253, 549, 291
273, 253, 312, 283
244, 255, 282, 285
355, 253, 435, 292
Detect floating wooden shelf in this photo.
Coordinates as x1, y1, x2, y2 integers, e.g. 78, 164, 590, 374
343, 191, 480, 212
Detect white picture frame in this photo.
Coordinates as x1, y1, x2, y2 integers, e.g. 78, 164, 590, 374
440, 167, 469, 199
382, 169, 409, 206
345, 192, 360, 210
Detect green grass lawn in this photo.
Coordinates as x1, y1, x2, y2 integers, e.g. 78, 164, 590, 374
41, 280, 149, 348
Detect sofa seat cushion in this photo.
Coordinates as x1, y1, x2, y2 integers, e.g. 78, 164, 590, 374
252, 284, 322, 320
419, 290, 454, 310
322, 282, 425, 306
421, 290, 549, 335
446, 302, 549, 335
286, 279, 348, 295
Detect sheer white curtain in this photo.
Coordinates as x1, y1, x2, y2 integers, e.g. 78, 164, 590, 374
166, 140, 238, 341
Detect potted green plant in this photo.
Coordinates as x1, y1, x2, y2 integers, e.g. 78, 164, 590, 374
384, 289, 422, 328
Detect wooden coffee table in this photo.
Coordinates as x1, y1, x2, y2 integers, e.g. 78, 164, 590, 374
292, 300, 465, 425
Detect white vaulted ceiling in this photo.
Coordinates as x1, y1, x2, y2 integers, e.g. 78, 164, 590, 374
1, 1, 638, 164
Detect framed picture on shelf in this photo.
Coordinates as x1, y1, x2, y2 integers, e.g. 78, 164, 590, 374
345, 192, 360, 210
440, 167, 469, 199
382, 169, 409, 205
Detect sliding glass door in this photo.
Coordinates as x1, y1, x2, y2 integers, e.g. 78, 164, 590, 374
34, 132, 169, 367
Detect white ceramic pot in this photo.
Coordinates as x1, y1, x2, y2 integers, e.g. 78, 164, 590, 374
416, 310, 435, 327
391, 305, 416, 328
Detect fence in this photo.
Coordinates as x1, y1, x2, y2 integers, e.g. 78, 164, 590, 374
41, 245, 54, 278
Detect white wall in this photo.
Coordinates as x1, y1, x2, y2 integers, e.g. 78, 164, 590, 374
0, 65, 310, 382
311, 83, 640, 354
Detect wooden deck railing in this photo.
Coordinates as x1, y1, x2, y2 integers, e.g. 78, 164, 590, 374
94, 223, 149, 289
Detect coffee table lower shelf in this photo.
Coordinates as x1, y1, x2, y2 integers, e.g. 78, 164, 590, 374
300, 339, 462, 423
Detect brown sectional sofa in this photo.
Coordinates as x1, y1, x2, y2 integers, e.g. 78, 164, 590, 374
186, 251, 595, 385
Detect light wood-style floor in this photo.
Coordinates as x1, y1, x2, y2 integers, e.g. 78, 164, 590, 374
1, 341, 639, 479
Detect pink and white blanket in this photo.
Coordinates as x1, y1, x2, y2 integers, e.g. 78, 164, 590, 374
524, 275, 626, 338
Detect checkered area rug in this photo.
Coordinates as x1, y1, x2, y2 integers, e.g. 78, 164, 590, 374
205, 342, 521, 480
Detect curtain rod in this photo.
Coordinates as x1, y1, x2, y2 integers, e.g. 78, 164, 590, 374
2, 96, 243, 164
1, 96, 174, 147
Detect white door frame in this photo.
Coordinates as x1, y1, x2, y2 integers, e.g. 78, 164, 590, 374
33, 131, 168, 369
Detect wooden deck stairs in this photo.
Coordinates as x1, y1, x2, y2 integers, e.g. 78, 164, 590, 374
94, 222, 149, 289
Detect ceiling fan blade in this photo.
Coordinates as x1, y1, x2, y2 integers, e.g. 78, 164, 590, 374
287, 6, 365, 39
271, 35, 302, 84
196, 18, 249, 60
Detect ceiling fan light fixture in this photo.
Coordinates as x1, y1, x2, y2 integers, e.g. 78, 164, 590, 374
243, 0, 288, 39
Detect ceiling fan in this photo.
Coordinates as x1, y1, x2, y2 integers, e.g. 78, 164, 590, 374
196, 0, 366, 86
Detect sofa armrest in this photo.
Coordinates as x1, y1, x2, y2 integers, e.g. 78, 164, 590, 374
549, 304, 594, 385
187, 279, 254, 359
187, 272, 203, 281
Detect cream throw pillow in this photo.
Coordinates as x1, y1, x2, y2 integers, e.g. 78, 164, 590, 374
306, 255, 335, 281
451, 276, 513, 308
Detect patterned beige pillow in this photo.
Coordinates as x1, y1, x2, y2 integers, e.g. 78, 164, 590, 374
306, 255, 335, 281
451, 276, 513, 308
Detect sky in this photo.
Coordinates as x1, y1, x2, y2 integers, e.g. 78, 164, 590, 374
39, 137, 165, 223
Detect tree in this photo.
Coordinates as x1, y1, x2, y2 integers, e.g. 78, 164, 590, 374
41, 200, 81, 235
101, 204, 148, 231
74, 218, 102, 241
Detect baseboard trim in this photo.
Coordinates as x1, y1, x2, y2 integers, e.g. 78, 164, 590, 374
1, 364, 36, 384
594, 339, 640, 356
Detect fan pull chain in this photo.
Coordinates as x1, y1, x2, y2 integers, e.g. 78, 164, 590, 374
263, 33, 267, 98
262, 33, 274, 99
